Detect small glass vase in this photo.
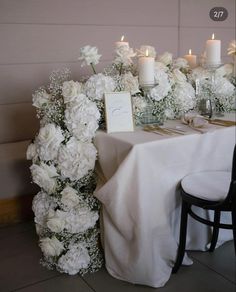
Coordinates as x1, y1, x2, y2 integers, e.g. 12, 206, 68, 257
141, 96, 164, 125
196, 63, 225, 118
140, 84, 164, 125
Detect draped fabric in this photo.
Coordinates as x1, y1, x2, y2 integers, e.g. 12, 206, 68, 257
94, 118, 235, 287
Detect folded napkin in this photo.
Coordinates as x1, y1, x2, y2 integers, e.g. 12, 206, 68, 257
181, 113, 208, 128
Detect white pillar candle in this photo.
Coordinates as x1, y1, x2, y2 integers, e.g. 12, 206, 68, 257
206, 33, 221, 66
115, 35, 129, 48
138, 49, 155, 86
184, 49, 197, 68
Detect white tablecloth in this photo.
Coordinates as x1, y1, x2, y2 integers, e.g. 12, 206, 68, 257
94, 117, 236, 288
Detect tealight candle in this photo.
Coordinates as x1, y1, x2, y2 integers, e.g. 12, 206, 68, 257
184, 49, 197, 68
206, 33, 221, 66
138, 49, 155, 86
115, 35, 129, 48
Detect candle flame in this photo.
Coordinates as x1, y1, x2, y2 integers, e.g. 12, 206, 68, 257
145, 49, 149, 57
121, 35, 124, 41
212, 33, 215, 40
189, 49, 192, 55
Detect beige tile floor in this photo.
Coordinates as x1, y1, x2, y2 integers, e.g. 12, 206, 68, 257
0, 221, 235, 292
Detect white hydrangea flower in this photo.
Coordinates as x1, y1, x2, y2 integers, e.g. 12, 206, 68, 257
58, 243, 90, 275
58, 137, 97, 181
120, 72, 140, 95
172, 69, 187, 84
149, 67, 171, 101
64, 207, 99, 233
173, 82, 196, 113
47, 209, 65, 233
36, 123, 64, 161
173, 58, 189, 69
84, 73, 116, 101
214, 77, 235, 97
32, 191, 56, 226
114, 45, 136, 66
32, 90, 51, 109
40, 236, 64, 257
157, 52, 173, 66
26, 143, 38, 162
78, 45, 101, 67
215, 64, 233, 78
65, 94, 100, 142
61, 186, 80, 210
30, 163, 59, 194
137, 45, 156, 58
62, 80, 83, 103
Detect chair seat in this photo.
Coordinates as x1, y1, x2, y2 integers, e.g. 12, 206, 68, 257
181, 171, 231, 201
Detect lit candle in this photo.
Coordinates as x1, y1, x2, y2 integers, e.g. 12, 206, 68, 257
115, 35, 129, 48
206, 33, 221, 66
184, 49, 197, 68
138, 49, 155, 86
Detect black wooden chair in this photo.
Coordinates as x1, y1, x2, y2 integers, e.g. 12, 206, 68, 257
172, 144, 236, 273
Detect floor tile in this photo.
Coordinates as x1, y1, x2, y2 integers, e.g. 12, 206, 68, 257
0, 223, 59, 291
189, 240, 235, 284
13, 275, 93, 292
0, 221, 235, 292
83, 261, 235, 292
83, 268, 157, 292
0, 220, 34, 240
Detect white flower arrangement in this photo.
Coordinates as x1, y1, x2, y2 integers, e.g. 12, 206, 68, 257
28, 68, 103, 276
28, 42, 235, 277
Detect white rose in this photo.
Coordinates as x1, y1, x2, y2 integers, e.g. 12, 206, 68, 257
32, 90, 51, 108
173, 58, 189, 69
32, 191, 56, 226
40, 236, 64, 257
37, 123, 64, 161
158, 52, 173, 66
172, 69, 187, 84
78, 45, 101, 67
47, 209, 65, 233
58, 243, 90, 275
121, 72, 140, 95
26, 143, 38, 162
30, 163, 59, 194
61, 186, 80, 210
62, 81, 83, 103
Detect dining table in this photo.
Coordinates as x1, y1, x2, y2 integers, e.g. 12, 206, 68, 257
94, 113, 236, 288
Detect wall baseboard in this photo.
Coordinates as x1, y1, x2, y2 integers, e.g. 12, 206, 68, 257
0, 194, 34, 225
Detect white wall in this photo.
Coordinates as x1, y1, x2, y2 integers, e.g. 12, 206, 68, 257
0, 0, 235, 105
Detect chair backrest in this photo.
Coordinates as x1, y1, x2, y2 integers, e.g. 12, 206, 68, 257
232, 144, 236, 182
226, 144, 236, 205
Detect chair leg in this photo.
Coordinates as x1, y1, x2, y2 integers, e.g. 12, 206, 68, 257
232, 209, 236, 255
209, 210, 221, 252
172, 200, 190, 273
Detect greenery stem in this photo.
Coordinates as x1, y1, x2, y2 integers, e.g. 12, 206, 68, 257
90, 63, 97, 74
119, 63, 123, 75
